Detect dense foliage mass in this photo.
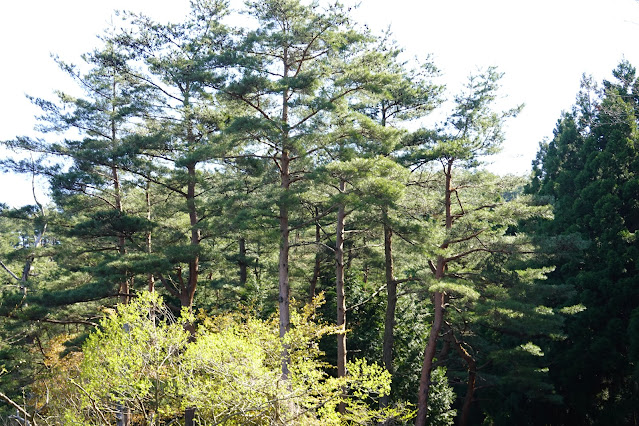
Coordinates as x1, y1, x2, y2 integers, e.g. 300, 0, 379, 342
526, 61, 639, 425
0, 1, 637, 425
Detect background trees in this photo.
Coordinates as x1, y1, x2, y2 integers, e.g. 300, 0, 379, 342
528, 61, 639, 425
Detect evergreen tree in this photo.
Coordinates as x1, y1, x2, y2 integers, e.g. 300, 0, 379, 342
528, 61, 639, 425
220, 0, 392, 379
113, 0, 233, 314
400, 67, 526, 425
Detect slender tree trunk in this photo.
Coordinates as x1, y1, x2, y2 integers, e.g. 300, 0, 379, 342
116, 403, 131, 426
110, 70, 130, 307
185, 407, 196, 426
459, 366, 476, 426
416, 160, 454, 426
416, 286, 445, 426
183, 162, 200, 310
279, 49, 292, 381
146, 181, 155, 292
113, 163, 130, 306
112, 169, 130, 306
182, 112, 201, 423
381, 215, 395, 408
20, 181, 46, 302
278, 150, 291, 380
449, 334, 476, 426
111, 73, 131, 426
336, 179, 347, 414
309, 209, 321, 303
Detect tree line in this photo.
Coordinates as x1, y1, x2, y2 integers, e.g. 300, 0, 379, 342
0, 1, 637, 424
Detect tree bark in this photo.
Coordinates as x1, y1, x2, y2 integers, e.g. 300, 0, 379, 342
116, 403, 131, 426
278, 150, 291, 380
172, 160, 200, 340
278, 48, 292, 381
113, 164, 131, 306
416, 287, 444, 426
110, 71, 130, 307
336, 179, 347, 414
183, 161, 200, 310
185, 407, 196, 426
146, 180, 155, 292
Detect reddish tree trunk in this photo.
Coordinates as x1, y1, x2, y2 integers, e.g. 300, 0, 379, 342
451, 336, 476, 426
416, 287, 445, 426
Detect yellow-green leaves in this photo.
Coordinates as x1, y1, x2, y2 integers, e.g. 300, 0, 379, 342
68, 293, 393, 424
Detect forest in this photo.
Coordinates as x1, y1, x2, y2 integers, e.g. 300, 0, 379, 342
1, 0, 638, 425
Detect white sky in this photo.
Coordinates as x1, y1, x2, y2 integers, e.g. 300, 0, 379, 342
2, 0, 639, 207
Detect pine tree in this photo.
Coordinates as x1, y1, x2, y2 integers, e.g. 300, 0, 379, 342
220, 0, 391, 379
401, 67, 524, 425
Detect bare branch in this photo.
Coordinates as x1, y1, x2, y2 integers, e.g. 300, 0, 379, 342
0, 260, 20, 282
39, 318, 98, 327
442, 229, 485, 248
70, 378, 110, 425
347, 282, 387, 312
0, 390, 36, 425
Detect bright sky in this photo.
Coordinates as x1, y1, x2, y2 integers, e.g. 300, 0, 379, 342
2, 0, 639, 207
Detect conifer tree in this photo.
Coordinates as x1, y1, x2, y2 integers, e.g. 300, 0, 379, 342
401, 67, 524, 425
351, 50, 443, 405
1, 38, 158, 313
113, 0, 233, 314
220, 0, 391, 379
528, 61, 639, 424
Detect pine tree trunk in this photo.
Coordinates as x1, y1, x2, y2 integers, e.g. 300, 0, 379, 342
336, 179, 347, 414
185, 407, 196, 426
416, 160, 454, 425
309, 210, 321, 303
111, 73, 130, 307
185, 162, 200, 310
146, 180, 155, 292
416, 287, 444, 426
279, 49, 292, 381
113, 162, 130, 306
450, 336, 476, 426
278, 150, 291, 380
